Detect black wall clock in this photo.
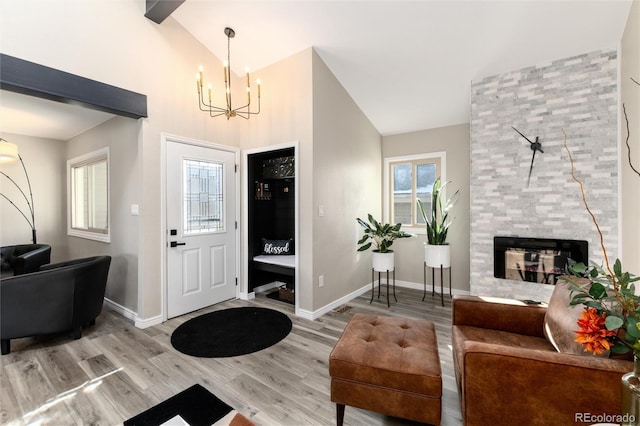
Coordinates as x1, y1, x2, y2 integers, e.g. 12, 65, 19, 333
511, 126, 544, 187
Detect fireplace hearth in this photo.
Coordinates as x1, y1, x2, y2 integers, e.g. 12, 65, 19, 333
494, 237, 588, 285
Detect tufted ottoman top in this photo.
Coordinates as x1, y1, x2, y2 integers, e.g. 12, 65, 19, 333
329, 313, 441, 397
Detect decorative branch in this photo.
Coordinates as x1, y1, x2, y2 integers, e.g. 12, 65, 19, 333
632, 77, 640, 86
562, 129, 617, 288
623, 103, 640, 178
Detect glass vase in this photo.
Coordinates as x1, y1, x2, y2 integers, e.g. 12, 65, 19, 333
621, 355, 640, 426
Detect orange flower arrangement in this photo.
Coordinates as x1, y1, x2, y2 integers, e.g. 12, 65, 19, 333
575, 307, 617, 355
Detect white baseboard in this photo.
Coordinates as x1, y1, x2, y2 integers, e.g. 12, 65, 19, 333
297, 283, 371, 321
296, 280, 470, 321
134, 314, 163, 329
103, 297, 137, 322
106, 280, 470, 329
103, 297, 163, 329
394, 279, 470, 296
239, 292, 255, 300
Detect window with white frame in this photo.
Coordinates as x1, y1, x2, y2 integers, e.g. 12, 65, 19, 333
67, 147, 110, 242
384, 153, 444, 229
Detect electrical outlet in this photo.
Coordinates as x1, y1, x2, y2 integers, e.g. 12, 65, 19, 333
319, 275, 324, 287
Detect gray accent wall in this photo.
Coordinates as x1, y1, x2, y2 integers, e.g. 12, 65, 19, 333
382, 124, 471, 292
470, 48, 619, 301
0, 132, 67, 259
67, 116, 140, 312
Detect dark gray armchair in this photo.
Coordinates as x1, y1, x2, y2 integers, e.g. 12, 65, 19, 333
0, 255, 111, 355
0, 244, 51, 277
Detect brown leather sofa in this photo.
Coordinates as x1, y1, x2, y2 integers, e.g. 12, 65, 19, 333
452, 294, 633, 426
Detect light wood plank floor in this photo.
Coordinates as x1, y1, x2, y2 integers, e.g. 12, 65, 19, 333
0, 287, 462, 426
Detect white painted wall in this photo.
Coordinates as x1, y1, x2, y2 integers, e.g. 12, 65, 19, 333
0, 0, 240, 321
311, 50, 382, 311
241, 48, 315, 311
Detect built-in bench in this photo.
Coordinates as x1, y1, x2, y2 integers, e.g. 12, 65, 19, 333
252, 255, 295, 275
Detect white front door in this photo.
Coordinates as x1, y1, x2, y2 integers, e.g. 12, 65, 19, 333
166, 140, 237, 319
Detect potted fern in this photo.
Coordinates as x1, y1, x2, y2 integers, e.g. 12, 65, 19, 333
417, 177, 459, 268
356, 214, 412, 272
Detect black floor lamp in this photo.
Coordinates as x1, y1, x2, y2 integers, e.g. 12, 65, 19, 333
0, 138, 37, 244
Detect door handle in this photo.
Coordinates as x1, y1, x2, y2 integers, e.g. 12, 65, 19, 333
170, 241, 186, 248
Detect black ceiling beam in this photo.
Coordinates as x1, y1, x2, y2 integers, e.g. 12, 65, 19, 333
0, 53, 147, 119
145, 0, 185, 24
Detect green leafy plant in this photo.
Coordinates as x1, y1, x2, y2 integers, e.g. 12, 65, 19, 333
356, 214, 411, 253
417, 177, 459, 245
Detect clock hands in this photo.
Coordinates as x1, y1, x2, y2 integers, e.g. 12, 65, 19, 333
511, 126, 544, 187
511, 126, 544, 153
527, 148, 537, 188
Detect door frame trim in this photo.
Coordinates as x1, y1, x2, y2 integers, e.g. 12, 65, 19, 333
241, 141, 300, 315
160, 133, 240, 322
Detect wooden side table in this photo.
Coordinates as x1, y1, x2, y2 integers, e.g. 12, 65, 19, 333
423, 262, 451, 306
370, 268, 396, 307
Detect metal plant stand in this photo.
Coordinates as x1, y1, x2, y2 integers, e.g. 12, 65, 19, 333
423, 262, 452, 307
370, 268, 396, 307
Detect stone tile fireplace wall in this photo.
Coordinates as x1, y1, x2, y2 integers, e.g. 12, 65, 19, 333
470, 48, 618, 301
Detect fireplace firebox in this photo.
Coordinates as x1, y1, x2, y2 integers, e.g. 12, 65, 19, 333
494, 237, 588, 285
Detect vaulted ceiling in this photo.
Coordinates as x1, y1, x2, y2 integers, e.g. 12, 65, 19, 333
0, 1, 633, 140
172, 1, 632, 135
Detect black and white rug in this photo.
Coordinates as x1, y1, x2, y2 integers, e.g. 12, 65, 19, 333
124, 384, 253, 426
170, 307, 292, 358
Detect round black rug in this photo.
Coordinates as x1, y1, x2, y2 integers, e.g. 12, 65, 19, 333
170, 307, 292, 358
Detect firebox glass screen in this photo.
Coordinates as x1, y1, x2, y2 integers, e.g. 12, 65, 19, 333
504, 248, 570, 284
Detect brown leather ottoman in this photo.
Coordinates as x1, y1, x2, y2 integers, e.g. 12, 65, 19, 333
329, 314, 442, 425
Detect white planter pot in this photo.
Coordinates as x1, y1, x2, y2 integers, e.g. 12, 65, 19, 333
425, 243, 451, 268
372, 250, 395, 272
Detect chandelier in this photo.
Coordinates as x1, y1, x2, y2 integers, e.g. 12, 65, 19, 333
196, 27, 261, 120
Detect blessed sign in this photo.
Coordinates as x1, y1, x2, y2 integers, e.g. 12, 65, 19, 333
261, 238, 294, 255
